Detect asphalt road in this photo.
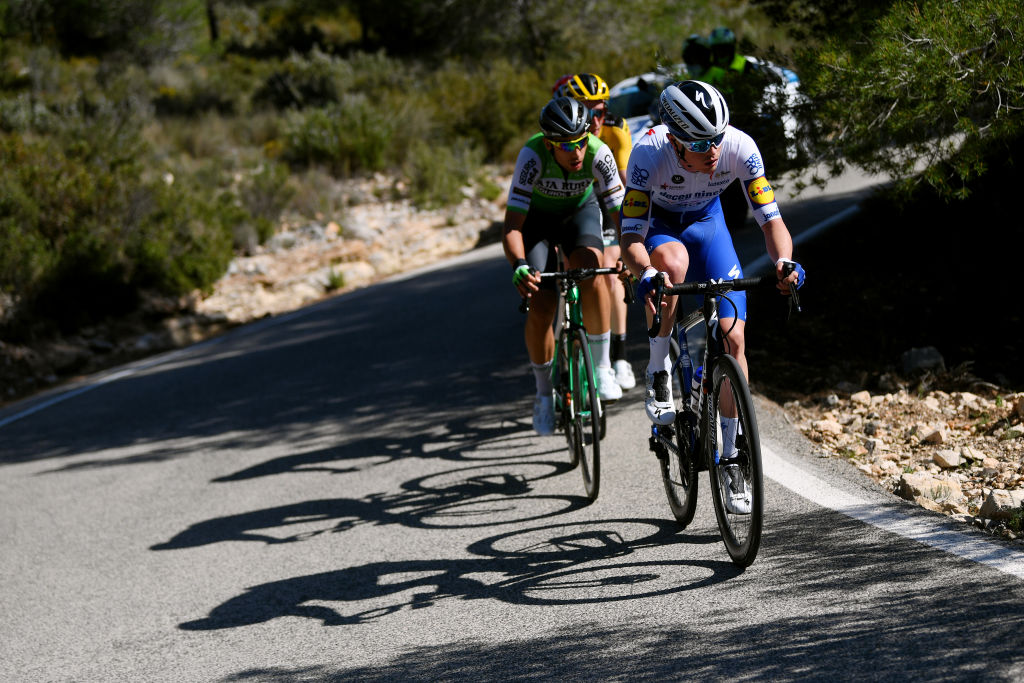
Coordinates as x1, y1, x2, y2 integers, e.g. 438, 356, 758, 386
2, 174, 1023, 682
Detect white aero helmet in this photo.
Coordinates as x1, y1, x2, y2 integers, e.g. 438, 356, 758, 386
658, 80, 729, 140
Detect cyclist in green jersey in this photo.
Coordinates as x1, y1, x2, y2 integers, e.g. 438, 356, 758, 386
503, 96, 626, 435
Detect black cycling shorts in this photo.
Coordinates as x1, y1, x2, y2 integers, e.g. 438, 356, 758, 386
522, 192, 604, 288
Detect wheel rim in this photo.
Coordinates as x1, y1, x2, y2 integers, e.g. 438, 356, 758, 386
572, 333, 600, 501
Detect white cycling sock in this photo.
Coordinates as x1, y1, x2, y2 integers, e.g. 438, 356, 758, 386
648, 334, 671, 377
587, 330, 612, 368
531, 359, 553, 396
721, 416, 739, 461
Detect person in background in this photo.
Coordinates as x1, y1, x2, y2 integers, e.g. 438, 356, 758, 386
555, 73, 636, 391
705, 27, 749, 84
682, 33, 711, 78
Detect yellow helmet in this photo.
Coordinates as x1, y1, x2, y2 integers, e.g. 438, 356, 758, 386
563, 73, 610, 102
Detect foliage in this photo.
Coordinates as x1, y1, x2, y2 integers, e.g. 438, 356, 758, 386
758, 0, 1024, 200
0, 125, 236, 334
404, 139, 484, 209
0, 0, 803, 334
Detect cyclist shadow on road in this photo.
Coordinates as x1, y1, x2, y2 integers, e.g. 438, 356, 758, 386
179, 518, 736, 630
208, 407, 561, 483
152, 458, 593, 550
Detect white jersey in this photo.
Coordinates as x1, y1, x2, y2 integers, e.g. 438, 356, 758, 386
620, 125, 781, 238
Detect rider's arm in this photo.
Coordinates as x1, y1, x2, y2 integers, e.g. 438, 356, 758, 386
590, 141, 625, 212
502, 209, 528, 267
732, 133, 802, 292
503, 209, 541, 297
602, 120, 632, 186
621, 233, 651, 280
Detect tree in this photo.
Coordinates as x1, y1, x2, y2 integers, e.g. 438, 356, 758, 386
756, 0, 1024, 199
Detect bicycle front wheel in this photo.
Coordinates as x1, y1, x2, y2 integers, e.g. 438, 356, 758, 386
706, 354, 763, 567
570, 329, 601, 501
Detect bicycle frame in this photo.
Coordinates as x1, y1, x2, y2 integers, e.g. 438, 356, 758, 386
546, 272, 597, 423
649, 275, 772, 455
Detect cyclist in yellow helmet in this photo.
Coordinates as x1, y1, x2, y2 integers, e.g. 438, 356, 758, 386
555, 72, 636, 391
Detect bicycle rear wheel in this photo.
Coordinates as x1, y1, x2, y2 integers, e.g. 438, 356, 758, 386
658, 329, 699, 526
706, 354, 763, 567
570, 328, 601, 501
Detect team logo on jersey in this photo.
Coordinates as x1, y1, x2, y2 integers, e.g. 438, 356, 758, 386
519, 158, 538, 186
747, 176, 775, 205
744, 152, 763, 176
595, 157, 615, 185
630, 166, 650, 187
671, 175, 684, 184
622, 189, 651, 218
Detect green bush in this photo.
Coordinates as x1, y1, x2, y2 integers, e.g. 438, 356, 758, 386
404, 138, 483, 208
281, 94, 395, 175
428, 58, 546, 160
251, 46, 351, 110
0, 115, 238, 332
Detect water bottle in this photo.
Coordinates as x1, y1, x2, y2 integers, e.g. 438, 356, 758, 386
689, 365, 703, 412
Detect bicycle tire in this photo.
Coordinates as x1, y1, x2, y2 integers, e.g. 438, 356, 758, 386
659, 352, 699, 527
570, 328, 601, 501
556, 332, 580, 469
706, 354, 764, 567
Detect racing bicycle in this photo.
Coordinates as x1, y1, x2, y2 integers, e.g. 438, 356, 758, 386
522, 264, 623, 502
646, 269, 797, 566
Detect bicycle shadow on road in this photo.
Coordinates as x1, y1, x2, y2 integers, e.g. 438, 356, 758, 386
178, 518, 735, 631
207, 509, 1024, 680
206, 408, 559, 483
152, 459, 591, 550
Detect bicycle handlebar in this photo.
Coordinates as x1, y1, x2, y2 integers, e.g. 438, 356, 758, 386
538, 266, 621, 282
647, 273, 779, 338
518, 265, 631, 313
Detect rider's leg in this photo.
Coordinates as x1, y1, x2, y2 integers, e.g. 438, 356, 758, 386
571, 245, 622, 401
570, 245, 609, 338
524, 289, 557, 365
717, 316, 746, 458
603, 243, 634, 389
524, 288, 557, 435
638, 238, 689, 424
647, 240, 689, 376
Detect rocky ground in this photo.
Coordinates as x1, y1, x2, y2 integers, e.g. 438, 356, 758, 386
2, 170, 1022, 545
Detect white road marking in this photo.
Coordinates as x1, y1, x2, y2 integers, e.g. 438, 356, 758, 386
762, 443, 1024, 580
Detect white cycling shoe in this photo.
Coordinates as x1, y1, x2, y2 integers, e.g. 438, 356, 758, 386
532, 394, 555, 436
596, 366, 623, 402
645, 371, 675, 425
613, 359, 636, 390
723, 463, 752, 514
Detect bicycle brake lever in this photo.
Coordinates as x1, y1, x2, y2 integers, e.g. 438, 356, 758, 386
780, 261, 802, 316
788, 282, 802, 314
519, 298, 529, 314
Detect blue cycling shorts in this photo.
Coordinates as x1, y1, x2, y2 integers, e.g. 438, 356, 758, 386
645, 196, 747, 321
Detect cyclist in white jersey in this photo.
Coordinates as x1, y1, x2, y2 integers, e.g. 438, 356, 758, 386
620, 80, 805, 464
504, 96, 626, 436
